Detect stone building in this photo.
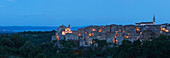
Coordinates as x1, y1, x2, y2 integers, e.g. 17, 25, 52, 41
142, 30, 160, 40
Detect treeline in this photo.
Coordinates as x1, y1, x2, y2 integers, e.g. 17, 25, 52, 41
0, 31, 57, 58
0, 31, 170, 58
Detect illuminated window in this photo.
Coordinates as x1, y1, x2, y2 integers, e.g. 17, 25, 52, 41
165, 30, 169, 32
99, 29, 102, 32
128, 33, 130, 35
56, 36, 59, 41
123, 30, 125, 33
62, 31, 65, 35
136, 38, 139, 40
115, 36, 117, 38
89, 33, 94, 36
114, 39, 118, 43
79, 34, 81, 36
92, 29, 96, 31
103, 27, 106, 29
140, 32, 142, 34
161, 28, 165, 31
136, 27, 139, 31
126, 36, 129, 38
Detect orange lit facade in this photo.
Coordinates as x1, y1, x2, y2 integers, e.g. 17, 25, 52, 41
136, 27, 139, 31
125, 36, 130, 38
114, 39, 118, 43
161, 28, 169, 32
92, 29, 96, 31
140, 32, 142, 34
136, 38, 139, 40
103, 27, 106, 29
99, 29, 102, 32
165, 30, 169, 32
127, 33, 130, 35
79, 34, 81, 36
123, 30, 125, 33
56, 35, 60, 41
89, 33, 94, 36
62, 28, 73, 35
161, 28, 165, 31
115, 36, 117, 38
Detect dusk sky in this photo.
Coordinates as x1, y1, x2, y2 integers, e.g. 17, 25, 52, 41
0, 0, 170, 27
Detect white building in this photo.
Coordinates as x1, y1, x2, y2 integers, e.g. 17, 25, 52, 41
136, 16, 156, 26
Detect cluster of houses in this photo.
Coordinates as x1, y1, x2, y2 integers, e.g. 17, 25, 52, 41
51, 16, 170, 47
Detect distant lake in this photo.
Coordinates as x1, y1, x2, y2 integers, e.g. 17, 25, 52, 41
0, 26, 82, 33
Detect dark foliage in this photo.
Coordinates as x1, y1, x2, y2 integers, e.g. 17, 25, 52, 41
0, 32, 169, 58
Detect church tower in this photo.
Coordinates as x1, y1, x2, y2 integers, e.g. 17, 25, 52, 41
153, 15, 155, 25
69, 24, 71, 29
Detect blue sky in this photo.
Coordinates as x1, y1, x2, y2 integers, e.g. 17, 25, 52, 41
0, 0, 170, 27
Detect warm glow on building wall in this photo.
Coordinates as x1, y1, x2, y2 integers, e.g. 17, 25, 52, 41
62, 28, 72, 35
165, 30, 169, 32
89, 33, 94, 36
140, 32, 142, 34
85, 32, 87, 34
92, 29, 96, 31
123, 30, 125, 33
99, 29, 102, 32
115, 36, 117, 38
161, 28, 169, 32
126, 36, 129, 38
103, 27, 106, 29
91, 42, 93, 44
161, 28, 165, 31
62, 31, 65, 35
136, 27, 139, 31
79, 34, 81, 36
116, 31, 118, 36
136, 38, 139, 40
128, 33, 130, 35
91, 33, 94, 36
89, 34, 91, 36
114, 39, 118, 43
56, 35, 59, 41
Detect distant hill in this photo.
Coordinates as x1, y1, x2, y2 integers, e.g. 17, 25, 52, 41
0, 26, 82, 34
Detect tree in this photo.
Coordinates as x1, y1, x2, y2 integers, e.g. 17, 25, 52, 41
10, 34, 26, 48
0, 38, 14, 47
34, 53, 47, 58
133, 39, 141, 46
19, 41, 42, 57
117, 40, 132, 58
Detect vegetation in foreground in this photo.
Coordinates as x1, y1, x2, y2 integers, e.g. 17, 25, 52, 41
0, 31, 170, 58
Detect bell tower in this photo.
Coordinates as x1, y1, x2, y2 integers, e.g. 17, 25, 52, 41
153, 15, 155, 25
69, 24, 71, 29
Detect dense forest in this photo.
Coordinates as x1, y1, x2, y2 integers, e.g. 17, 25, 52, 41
0, 31, 170, 58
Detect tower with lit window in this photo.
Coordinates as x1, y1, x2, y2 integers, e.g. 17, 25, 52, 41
153, 15, 155, 25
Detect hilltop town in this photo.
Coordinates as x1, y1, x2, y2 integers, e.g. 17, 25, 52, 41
51, 16, 170, 47
0, 16, 169, 58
